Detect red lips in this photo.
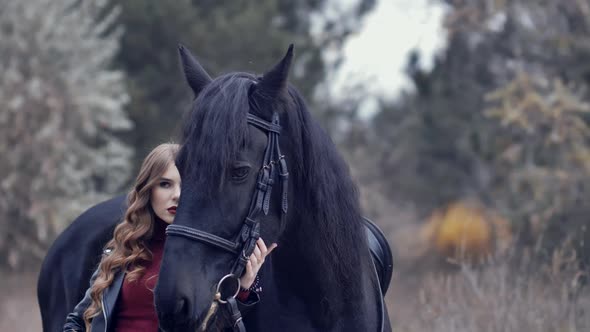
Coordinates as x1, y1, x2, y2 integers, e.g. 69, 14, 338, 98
167, 206, 177, 215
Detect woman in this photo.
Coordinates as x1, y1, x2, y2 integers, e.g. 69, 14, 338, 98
63, 143, 276, 331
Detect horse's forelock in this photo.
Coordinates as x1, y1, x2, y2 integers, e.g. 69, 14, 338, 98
178, 73, 256, 194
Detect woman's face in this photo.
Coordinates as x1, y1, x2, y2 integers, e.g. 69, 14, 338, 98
151, 163, 181, 224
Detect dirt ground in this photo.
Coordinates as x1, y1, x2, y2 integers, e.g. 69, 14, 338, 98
0, 270, 42, 331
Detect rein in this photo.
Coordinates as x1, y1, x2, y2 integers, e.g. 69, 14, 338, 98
166, 112, 288, 331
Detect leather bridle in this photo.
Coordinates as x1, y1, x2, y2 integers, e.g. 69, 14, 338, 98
165, 112, 288, 331
165, 111, 386, 332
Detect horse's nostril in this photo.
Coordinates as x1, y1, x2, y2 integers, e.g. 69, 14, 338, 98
173, 297, 189, 317
157, 295, 198, 331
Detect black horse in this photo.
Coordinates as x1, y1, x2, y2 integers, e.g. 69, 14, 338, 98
154, 45, 392, 331
37, 45, 392, 332
37, 195, 126, 332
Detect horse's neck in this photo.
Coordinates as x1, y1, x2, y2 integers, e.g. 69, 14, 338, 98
264, 246, 381, 331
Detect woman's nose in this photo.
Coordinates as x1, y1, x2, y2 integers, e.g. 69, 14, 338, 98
173, 185, 180, 201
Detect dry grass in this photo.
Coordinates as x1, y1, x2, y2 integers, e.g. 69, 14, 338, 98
2, 252, 589, 332
387, 252, 590, 332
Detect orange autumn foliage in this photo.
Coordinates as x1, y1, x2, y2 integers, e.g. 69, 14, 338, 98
420, 201, 512, 264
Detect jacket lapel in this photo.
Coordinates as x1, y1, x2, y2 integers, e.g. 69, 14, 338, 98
103, 271, 125, 328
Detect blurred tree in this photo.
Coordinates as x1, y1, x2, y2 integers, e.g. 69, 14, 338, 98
484, 73, 590, 262
0, 0, 132, 269
368, 39, 495, 212
363, 0, 590, 263
441, 0, 590, 263
110, 0, 376, 176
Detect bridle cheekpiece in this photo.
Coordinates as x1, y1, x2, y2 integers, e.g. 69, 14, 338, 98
165, 111, 289, 331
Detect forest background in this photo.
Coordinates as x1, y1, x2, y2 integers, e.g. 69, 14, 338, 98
1, 0, 590, 330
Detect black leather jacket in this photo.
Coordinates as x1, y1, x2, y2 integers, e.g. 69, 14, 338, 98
63, 260, 259, 332
63, 265, 123, 332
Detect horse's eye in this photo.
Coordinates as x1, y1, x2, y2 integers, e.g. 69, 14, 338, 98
231, 166, 250, 181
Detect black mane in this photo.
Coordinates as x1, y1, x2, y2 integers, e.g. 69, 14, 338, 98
277, 86, 368, 325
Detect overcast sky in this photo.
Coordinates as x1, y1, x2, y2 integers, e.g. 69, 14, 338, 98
330, 0, 448, 101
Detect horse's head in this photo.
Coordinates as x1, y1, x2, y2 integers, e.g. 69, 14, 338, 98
155, 45, 297, 330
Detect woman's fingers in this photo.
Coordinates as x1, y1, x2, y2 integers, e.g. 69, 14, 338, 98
257, 238, 278, 257
241, 239, 279, 289
257, 238, 268, 255
254, 245, 262, 261
267, 242, 278, 255
246, 260, 252, 274
249, 252, 258, 266
246, 238, 279, 273
241, 260, 255, 289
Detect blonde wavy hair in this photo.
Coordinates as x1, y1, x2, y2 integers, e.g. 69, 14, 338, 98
83, 143, 180, 329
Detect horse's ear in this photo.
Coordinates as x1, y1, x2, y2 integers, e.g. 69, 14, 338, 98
256, 44, 294, 99
178, 44, 212, 97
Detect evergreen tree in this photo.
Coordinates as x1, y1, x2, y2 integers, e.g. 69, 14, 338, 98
110, 0, 376, 174
0, 0, 132, 268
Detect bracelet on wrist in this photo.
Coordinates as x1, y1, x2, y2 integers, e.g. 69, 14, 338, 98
240, 274, 261, 293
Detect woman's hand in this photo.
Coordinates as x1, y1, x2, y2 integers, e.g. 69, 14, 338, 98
240, 238, 277, 289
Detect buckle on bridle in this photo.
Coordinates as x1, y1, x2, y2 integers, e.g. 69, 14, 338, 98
216, 273, 241, 304
241, 249, 249, 261
199, 274, 242, 331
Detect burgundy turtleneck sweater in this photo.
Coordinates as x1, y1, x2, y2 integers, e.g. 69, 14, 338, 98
112, 217, 167, 332
112, 218, 253, 332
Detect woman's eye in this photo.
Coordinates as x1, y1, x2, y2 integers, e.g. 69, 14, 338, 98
160, 181, 171, 188
232, 166, 250, 181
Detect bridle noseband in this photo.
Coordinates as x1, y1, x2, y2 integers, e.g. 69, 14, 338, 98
165, 112, 288, 331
